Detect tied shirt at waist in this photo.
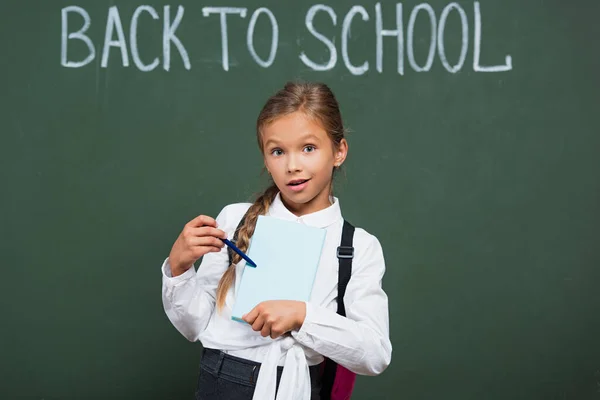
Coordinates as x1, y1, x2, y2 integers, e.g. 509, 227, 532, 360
201, 335, 312, 400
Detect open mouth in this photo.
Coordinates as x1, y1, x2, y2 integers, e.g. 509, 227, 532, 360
287, 179, 310, 191
288, 179, 310, 186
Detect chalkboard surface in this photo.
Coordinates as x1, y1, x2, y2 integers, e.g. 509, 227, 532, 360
1, 0, 599, 399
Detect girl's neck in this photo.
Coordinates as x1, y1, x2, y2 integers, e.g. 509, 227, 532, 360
280, 191, 334, 218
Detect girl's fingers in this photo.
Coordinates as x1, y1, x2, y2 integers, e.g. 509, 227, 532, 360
251, 314, 266, 333
243, 307, 259, 324
190, 226, 228, 240
188, 236, 225, 248
187, 215, 217, 228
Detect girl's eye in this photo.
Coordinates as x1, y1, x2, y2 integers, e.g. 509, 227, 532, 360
271, 149, 283, 156
304, 146, 315, 153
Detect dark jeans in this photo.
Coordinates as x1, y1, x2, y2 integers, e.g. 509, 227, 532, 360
195, 348, 323, 400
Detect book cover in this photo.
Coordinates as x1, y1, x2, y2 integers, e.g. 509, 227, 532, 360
231, 215, 326, 322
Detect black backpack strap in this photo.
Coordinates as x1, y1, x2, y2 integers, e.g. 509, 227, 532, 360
320, 219, 355, 399
336, 220, 355, 317
228, 208, 250, 266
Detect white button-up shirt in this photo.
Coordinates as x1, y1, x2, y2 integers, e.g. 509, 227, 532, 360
161, 192, 392, 399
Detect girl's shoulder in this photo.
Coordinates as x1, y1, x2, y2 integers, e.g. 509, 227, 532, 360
343, 220, 383, 249
342, 222, 386, 272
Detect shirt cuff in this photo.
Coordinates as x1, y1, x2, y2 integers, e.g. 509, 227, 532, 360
161, 257, 196, 284
293, 301, 315, 344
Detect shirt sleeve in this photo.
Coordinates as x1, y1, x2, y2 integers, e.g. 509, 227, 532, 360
291, 233, 392, 376
161, 205, 236, 342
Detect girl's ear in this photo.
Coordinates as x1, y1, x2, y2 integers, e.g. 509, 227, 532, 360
334, 138, 349, 167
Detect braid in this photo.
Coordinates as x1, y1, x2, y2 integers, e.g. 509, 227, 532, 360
215, 183, 279, 311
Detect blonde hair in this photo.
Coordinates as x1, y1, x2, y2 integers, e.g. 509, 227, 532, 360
215, 81, 346, 311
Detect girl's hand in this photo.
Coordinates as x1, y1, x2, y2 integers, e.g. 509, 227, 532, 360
242, 300, 306, 339
168, 215, 228, 276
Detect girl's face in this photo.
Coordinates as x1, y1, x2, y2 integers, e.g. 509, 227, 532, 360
262, 111, 347, 216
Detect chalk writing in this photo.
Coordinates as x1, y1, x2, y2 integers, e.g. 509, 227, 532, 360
60, 2, 513, 74
247, 7, 279, 68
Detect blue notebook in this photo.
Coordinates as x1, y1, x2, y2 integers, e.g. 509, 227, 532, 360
231, 215, 327, 322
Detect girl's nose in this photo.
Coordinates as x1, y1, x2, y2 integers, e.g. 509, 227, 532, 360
286, 154, 301, 173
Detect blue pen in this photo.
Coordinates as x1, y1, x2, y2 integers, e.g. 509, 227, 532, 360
221, 238, 257, 268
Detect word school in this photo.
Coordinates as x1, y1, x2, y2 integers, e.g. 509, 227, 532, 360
61, 2, 513, 75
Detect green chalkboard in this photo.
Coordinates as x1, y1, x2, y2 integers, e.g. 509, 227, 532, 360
1, 0, 599, 399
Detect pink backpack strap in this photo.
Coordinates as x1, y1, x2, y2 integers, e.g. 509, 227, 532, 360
320, 220, 356, 400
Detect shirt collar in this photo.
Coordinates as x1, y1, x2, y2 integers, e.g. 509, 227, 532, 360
268, 191, 342, 229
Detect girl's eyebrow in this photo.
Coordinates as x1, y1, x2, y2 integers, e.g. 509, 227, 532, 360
264, 138, 280, 148
264, 133, 321, 148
